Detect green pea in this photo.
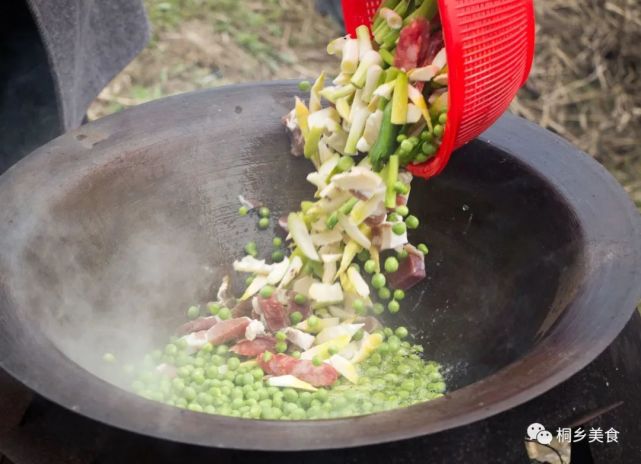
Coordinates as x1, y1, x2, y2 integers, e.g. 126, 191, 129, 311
352, 329, 364, 342
428, 381, 446, 393
433, 124, 444, 137
378, 287, 391, 300
216, 344, 228, 355
283, 388, 298, 402
258, 217, 270, 229
438, 113, 447, 125
373, 303, 385, 315
262, 351, 273, 362
275, 341, 287, 353
187, 305, 200, 320
384, 257, 399, 273
400, 139, 413, 153
395, 326, 409, 339
227, 357, 240, 370
312, 356, 322, 367
291, 351, 301, 359
337, 156, 355, 172
405, 215, 419, 229
251, 368, 264, 381
393, 289, 405, 301
275, 331, 287, 342
298, 80, 311, 91
395, 205, 409, 217
244, 241, 257, 256
286, 310, 301, 325
271, 237, 283, 248
257, 207, 269, 218
357, 249, 370, 262
371, 273, 386, 289
394, 181, 409, 194
392, 222, 406, 235
293, 292, 307, 305
272, 250, 285, 262
328, 346, 339, 356
218, 307, 231, 320
396, 134, 407, 143
260, 285, 274, 298
363, 259, 376, 274
418, 243, 429, 254
422, 142, 437, 156
206, 302, 220, 316
388, 300, 400, 313
307, 315, 319, 329
239, 206, 249, 216
352, 299, 365, 315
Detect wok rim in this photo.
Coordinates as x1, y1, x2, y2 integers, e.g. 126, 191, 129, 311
0, 81, 640, 451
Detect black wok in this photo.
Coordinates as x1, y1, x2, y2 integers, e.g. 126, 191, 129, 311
0, 82, 639, 450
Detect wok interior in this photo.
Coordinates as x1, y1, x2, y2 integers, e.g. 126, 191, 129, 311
13, 123, 583, 395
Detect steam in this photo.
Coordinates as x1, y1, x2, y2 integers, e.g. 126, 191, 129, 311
0, 183, 220, 389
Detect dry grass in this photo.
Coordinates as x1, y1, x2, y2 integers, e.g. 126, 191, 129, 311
511, 0, 641, 205
88, 0, 641, 206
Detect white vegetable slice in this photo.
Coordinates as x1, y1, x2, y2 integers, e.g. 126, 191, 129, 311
315, 323, 364, 345
432, 48, 447, 69
433, 73, 448, 86
333, 72, 352, 86
240, 275, 268, 300
278, 256, 303, 289
233, 255, 273, 275
322, 259, 337, 284
338, 340, 360, 361
288, 213, 320, 261
350, 191, 385, 224
318, 138, 334, 164
361, 65, 383, 103
309, 282, 343, 305
320, 253, 342, 264
406, 103, 422, 123
347, 266, 370, 297
338, 214, 371, 249
327, 35, 349, 56
300, 334, 351, 360
317, 191, 351, 213
307, 107, 340, 131
284, 327, 315, 350
245, 319, 266, 341
408, 64, 439, 82
341, 39, 359, 74
373, 80, 395, 99
328, 305, 356, 320
376, 222, 408, 250
266, 256, 290, 285
311, 229, 342, 247
292, 275, 315, 295
331, 166, 383, 192
296, 317, 339, 333
267, 375, 317, 392
327, 355, 359, 384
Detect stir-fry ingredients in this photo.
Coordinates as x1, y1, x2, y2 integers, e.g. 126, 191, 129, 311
121, 0, 448, 420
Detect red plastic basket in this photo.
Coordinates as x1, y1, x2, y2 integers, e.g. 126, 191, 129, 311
341, 0, 535, 178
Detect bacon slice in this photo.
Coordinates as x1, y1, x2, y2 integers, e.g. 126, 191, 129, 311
256, 295, 289, 332
178, 316, 220, 335
386, 251, 426, 290
394, 19, 430, 71
257, 354, 339, 387
286, 291, 311, 319
231, 336, 277, 357
206, 317, 250, 345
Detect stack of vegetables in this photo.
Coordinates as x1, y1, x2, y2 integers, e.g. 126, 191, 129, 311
121, 0, 447, 420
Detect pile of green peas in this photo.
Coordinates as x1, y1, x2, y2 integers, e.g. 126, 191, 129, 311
126, 325, 445, 420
